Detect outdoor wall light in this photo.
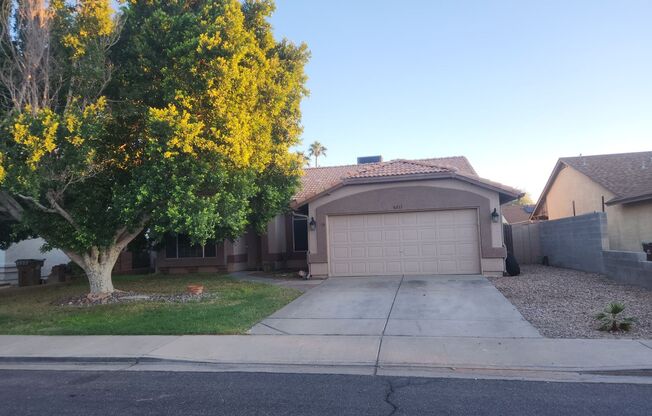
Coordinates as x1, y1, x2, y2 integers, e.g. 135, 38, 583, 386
309, 217, 317, 231
491, 208, 500, 223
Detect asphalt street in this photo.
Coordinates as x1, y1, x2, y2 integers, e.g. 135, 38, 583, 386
0, 370, 650, 415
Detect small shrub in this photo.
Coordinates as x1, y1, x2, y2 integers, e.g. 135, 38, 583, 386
594, 302, 636, 332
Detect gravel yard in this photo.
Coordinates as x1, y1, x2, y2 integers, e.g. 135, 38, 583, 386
489, 265, 652, 339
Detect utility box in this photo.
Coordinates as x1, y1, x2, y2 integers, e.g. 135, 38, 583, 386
15, 259, 45, 287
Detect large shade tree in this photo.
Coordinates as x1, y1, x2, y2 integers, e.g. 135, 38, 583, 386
0, 0, 309, 296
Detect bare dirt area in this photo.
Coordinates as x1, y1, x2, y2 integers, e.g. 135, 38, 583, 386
488, 265, 652, 339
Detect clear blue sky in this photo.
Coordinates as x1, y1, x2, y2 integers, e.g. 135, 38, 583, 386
270, 0, 652, 199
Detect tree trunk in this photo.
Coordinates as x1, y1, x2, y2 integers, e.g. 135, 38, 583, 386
81, 246, 123, 296
85, 262, 115, 294
58, 224, 147, 296
63, 240, 139, 296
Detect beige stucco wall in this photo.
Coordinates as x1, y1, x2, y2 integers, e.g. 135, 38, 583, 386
266, 215, 286, 254
608, 201, 652, 252
543, 165, 652, 252
307, 178, 505, 276
545, 165, 616, 219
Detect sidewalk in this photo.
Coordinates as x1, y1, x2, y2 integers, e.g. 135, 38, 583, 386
1, 335, 651, 382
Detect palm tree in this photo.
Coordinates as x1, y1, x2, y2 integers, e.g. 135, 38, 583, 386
594, 302, 636, 332
308, 141, 327, 167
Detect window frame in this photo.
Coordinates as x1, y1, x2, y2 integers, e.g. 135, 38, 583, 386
165, 235, 218, 259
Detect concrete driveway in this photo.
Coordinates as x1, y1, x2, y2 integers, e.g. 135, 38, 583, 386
250, 275, 541, 338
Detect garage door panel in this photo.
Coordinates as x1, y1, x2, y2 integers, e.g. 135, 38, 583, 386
437, 211, 455, 223
402, 245, 420, 257
366, 215, 383, 226
386, 262, 402, 274
383, 215, 399, 225
366, 230, 383, 242
421, 244, 437, 257
403, 262, 420, 274
349, 216, 365, 227
438, 260, 458, 274
420, 228, 436, 240
350, 263, 367, 274
401, 229, 419, 240
384, 230, 400, 241
331, 231, 349, 243
350, 231, 366, 242
384, 246, 401, 257
457, 226, 478, 239
332, 263, 350, 275
438, 226, 457, 240
438, 243, 456, 256
399, 212, 418, 225
416, 211, 436, 224
421, 261, 438, 273
457, 242, 477, 253
330, 216, 348, 230
331, 247, 350, 259
459, 260, 479, 274
329, 210, 481, 276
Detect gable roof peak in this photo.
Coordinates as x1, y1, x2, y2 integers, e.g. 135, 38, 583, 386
292, 155, 520, 207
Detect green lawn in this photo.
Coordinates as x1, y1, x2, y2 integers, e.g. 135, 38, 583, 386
0, 273, 300, 335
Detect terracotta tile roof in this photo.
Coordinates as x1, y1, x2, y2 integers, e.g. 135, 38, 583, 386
561, 151, 652, 204
292, 156, 520, 206
415, 156, 478, 176
348, 159, 453, 178
502, 204, 535, 224
293, 163, 370, 206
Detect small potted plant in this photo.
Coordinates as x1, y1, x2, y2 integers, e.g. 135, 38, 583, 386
642, 241, 652, 261
187, 284, 204, 295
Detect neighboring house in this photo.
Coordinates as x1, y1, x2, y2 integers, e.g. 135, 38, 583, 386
0, 238, 70, 285
531, 151, 652, 252
502, 204, 535, 224
157, 156, 522, 277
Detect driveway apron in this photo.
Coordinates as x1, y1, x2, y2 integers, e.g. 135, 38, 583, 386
250, 275, 541, 338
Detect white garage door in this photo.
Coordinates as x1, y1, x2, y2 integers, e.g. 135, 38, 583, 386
328, 210, 481, 276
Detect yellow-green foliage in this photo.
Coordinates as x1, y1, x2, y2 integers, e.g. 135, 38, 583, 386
12, 108, 59, 169
60, 0, 116, 58
145, 0, 307, 178
10, 98, 109, 171
0, 152, 5, 183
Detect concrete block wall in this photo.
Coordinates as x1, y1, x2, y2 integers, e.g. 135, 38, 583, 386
538, 212, 609, 273
603, 250, 652, 289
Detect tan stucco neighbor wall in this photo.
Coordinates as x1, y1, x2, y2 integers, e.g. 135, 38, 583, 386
306, 179, 506, 277
542, 165, 652, 252
608, 201, 652, 252
545, 165, 615, 219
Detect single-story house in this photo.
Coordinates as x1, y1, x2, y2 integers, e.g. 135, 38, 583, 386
157, 156, 522, 277
502, 204, 535, 224
531, 151, 652, 252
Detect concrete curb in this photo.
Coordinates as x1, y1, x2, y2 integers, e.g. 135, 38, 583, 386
1, 356, 652, 384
